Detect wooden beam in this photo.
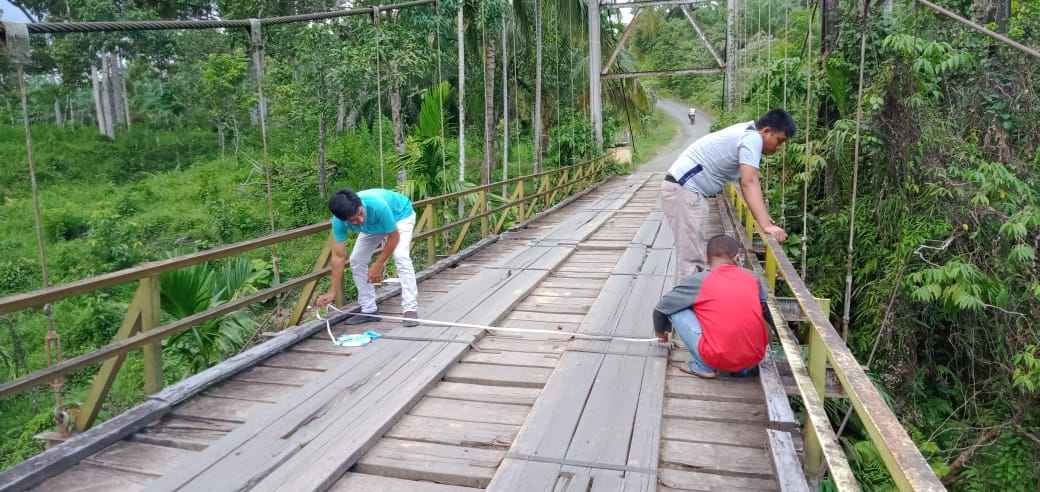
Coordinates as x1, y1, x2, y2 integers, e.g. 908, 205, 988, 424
602, 8, 642, 75
601, 67, 724, 79
681, 6, 725, 68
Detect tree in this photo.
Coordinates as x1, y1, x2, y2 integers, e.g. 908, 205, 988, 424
198, 51, 253, 154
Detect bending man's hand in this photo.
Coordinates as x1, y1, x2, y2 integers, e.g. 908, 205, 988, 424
315, 292, 335, 308
763, 224, 787, 242
368, 262, 384, 284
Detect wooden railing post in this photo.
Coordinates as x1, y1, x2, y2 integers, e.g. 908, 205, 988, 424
479, 190, 489, 238
804, 327, 828, 477
287, 236, 334, 328
76, 281, 146, 430
425, 204, 436, 261
141, 275, 162, 395
516, 180, 526, 220
765, 245, 779, 293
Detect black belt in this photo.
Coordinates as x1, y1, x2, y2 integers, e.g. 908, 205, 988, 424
664, 164, 704, 187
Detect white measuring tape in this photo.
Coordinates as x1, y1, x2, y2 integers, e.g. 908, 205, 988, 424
314, 304, 663, 345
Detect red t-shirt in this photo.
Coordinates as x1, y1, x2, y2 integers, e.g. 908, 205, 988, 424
694, 264, 769, 372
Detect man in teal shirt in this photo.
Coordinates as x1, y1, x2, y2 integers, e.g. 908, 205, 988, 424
315, 188, 419, 326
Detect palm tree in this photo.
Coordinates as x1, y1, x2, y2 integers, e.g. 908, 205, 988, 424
161, 257, 269, 373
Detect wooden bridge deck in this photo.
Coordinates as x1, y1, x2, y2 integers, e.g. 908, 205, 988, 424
29, 168, 806, 492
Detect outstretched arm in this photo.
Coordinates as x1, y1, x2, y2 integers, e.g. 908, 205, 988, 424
316, 241, 348, 307
739, 164, 787, 242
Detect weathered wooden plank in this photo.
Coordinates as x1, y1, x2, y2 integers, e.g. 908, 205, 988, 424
353, 439, 505, 488
251, 343, 470, 492
291, 339, 367, 356
665, 370, 766, 402
83, 441, 193, 477
766, 430, 810, 492
627, 356, 666, 471
613, 245, 647, 275
758, 352, 800, 432
662, 418, 770, 449
171, 395, 273, 423
576, 275, 634, 336
486, 459, 561, 491
410, 398, 529, 426
517, 295, 595, 309
513, 301, 590, 315
331, 473, 479, 492
641, 249, 672, 276
662, 397, 769, 423
426, 382, 541, 406
652, 220, 675, 249
462, 350, 561, 368
528, 287, 601, 299
155, 341, 423, 490
444, 363, 552, 388
28, 463, 153, 492
203, 380, 286, 403
231, 365, 317, 387
566, 355, 645, 466
660, 440, 775, 478
657, 467, 778, 491
508, 352, 602, 459
540, 277, 605, 290
133, 416, 231, 451
551, 270, 611, 279
385, 415, 518, 448
476, 337, 569, 353
507, 310, 586, 324
501, 318, 580, 332
612, 274, 667, 338
632, 219, 661, 246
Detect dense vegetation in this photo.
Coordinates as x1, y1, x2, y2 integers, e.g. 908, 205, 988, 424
633, 0, 1039, 489
0, 0, 677, 470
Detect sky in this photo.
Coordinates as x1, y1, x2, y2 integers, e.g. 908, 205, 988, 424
1, 0, 33, 22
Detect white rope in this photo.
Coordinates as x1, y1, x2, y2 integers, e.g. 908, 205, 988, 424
314, 304, 663, 344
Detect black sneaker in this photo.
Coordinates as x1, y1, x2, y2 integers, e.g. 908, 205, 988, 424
345, 312, 379, 325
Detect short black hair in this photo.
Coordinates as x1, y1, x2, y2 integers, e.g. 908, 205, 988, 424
706, 234, 741, 260
329, 189, 362, 221
755, 109, 797, 138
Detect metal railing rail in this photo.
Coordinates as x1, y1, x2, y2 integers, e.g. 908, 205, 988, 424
725, 184, 945, 491
0, 156, 611, 431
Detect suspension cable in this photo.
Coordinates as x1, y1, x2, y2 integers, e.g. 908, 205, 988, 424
11, 25, 70, 434
249, 21, 281, 286
800, 1, 816, 281
435, 1, 448, 191
373, 7, 386, 188
841, 0, 871, 340
780, 6, 788, 230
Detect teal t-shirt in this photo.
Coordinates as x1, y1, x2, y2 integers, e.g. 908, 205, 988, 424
331, 189, 413, 241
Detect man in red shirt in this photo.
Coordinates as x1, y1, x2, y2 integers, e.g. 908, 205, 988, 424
653, 235, 773, 378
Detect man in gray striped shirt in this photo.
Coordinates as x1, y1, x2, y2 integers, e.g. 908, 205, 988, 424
662, 109, 796, 278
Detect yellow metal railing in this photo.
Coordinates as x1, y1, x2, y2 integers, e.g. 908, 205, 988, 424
0, 156, 611, 431
725, 184, 944, 491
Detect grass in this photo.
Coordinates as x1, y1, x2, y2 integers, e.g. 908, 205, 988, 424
631, 106, 680, 167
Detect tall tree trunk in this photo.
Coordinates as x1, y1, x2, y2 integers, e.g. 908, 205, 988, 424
54, 99, 63, 126
533, 0, 543, 173
390, 69, 406, 183
482, 35, 497, 187
98, 58, 115, 138
218, 123, 226, 156
318, 117, 328, 198
91, 64, 107, 136
336, 91, 347, 133
501, 24, 509, 196
121, 69, 132, 128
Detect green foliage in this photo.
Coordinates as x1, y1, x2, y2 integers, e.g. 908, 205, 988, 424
161, 257, 269, 373
397, 82, 470, 200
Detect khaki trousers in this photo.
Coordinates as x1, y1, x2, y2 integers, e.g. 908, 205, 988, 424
661, 180, 712, 280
